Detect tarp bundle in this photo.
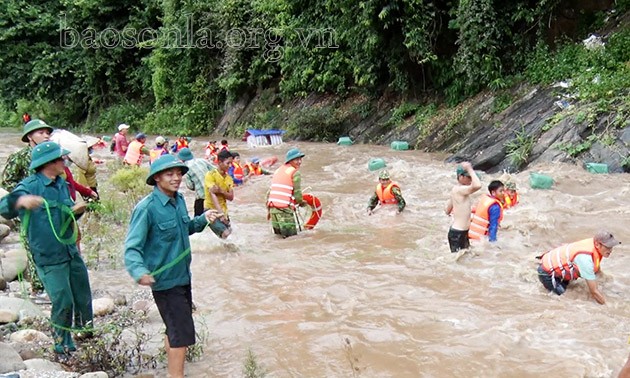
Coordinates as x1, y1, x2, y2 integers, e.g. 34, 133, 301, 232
50, 130, 91, 171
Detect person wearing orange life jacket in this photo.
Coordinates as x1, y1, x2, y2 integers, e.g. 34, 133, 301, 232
502, 181, 519, 209
266, 148, 307, 238
170, 135, 189, 153
124, 133, 150, 166
219, 139, 229, 152
468, 180, 505, 242
537, 231, 620, 304
367, 170, 406, 215
149, 136, 169, 165
204, 140, 218, 160
228, 152, 246, 185
244, 157, 271, 176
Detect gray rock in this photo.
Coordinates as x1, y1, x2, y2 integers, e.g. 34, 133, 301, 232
79, 372, 109, 378
92, 298, 115, 317
113, 295, 127, 306
132, 299, 151, 313
0, 310, 18, 324
9, 329, 52, 344
8, 280, 31, 294
0, 225, 10, 242
0, 342, 26, 373
621, 126, 630, 145
0, 248, 27, 282
18, 349, 37, 361
23, 358, 63, 371
0, 298, 43, 321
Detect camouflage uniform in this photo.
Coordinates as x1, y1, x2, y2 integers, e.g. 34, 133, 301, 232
269, 171, 304, 238
367, 186, 406, 213
1, 145, 43, 292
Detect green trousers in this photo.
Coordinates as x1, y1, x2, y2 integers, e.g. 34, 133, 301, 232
270, 207, 298, 238
36, 253, 93, 354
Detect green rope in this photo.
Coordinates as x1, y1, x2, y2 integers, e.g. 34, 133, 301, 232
21, 199, 78, 245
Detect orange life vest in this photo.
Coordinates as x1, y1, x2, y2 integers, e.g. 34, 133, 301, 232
468, 194, 503, 240
124, 140, 145, 166
267, 164, 297, 209
149, 147, 165, 164
247, 163, 262, 176
540, 238, 602, 281
232, 162, 244, 181
376, 182, 399, 205
504, 191, 519, 209
175, 139, 188, 151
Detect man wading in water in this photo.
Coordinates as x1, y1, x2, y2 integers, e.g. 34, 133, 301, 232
445, 162, 481, 253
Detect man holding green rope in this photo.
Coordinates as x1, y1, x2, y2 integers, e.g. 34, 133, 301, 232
0, 141, 93, 355
124, 154, 220, 378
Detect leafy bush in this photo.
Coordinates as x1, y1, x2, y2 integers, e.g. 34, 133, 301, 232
505, 127, 535, 169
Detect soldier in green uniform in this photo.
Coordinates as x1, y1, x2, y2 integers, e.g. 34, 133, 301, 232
0, 141, 93, 354
1, 119, 54, 293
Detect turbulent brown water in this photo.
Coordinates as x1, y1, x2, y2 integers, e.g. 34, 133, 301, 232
2, 130, 630, 377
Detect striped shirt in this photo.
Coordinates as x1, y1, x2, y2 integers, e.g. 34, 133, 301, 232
184, 158, 214, 199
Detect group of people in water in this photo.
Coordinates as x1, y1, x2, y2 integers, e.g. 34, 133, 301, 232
0, 119, 624, 377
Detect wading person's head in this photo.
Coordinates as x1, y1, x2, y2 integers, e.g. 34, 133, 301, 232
22, 119, 53, 146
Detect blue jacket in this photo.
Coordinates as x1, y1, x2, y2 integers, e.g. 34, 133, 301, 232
488, 203, 501, 242
124, 187, 208, 291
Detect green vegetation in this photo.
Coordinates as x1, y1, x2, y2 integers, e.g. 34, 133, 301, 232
243, 349, 267, 378
505, 127, 535, 169
2, 0, 621, 135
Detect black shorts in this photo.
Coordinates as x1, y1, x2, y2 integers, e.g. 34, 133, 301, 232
194, 199, 205, 216
152, 285, 195, 348
448, 228, 470, 253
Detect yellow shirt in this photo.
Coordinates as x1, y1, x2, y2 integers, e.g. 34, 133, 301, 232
203, 168, 234, 214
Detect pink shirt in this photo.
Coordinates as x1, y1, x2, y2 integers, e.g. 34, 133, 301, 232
114, 132, 129, 158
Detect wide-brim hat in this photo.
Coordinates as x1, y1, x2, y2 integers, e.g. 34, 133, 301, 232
285, 148, 305, 164
29, 141, 70, 170
22, 119, 53, 143
146, 154, 189, 185
177, 147, 194, 162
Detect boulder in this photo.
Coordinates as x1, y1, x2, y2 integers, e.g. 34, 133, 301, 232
0, 248, 27, 282
113, 295, 127, 306
92, 298, 115, 317
132, 300, 151, 313
9, 329, 51, 344
0, 298, 43, 321
0, 342, 26, 374
8, 281, 31, 294
0, 225, 10, 242
0, 277, 6, 291
0, 310, 18, 324
23, 358, 63, 371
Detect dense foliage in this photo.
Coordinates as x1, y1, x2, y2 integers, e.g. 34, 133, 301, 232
0, 0, 625, 134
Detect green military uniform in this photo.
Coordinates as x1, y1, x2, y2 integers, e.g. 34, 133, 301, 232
0, 142, 93, 354
367, 186, 406, 213
1, 145, 44, 292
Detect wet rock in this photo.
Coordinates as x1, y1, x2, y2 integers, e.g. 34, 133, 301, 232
9, 329, 52, 344
0, 341, 26, 373
0, 277, 6, 291
0, 310, 18, 324
0, 248, 27, 282
0, 225, 10, 242
0, 298, 43, 321
79, 372, 108, 378
92, 298, 115, 317
23, 358, 63, 371
113, 295, 127, 306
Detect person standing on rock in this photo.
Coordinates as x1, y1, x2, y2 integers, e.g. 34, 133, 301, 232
1, 119, 54, 293
266, 148, 308, 238
0, 141, 94, 354
124, 154, 220, 378
445, 162, 482, 252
